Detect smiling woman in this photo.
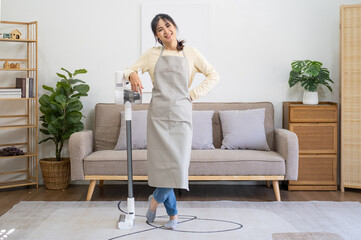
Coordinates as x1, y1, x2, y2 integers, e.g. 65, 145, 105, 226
151, 13, 185, 51
123, 13, 219, 230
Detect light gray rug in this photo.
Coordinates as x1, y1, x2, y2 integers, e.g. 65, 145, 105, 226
0, 201, 360, 240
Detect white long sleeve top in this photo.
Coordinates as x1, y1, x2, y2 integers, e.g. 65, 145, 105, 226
124, 46, 219, 100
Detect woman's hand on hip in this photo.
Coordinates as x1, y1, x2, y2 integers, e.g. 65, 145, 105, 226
129, 72, 144, 94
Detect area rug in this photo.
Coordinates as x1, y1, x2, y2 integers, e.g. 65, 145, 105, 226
0, 201, 360, 240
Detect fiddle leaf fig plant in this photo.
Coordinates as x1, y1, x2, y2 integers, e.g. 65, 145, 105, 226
39, 68, 89, 161
289, 60, 334, 92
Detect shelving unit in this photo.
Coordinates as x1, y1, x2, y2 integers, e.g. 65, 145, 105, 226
0, 21, 38, 189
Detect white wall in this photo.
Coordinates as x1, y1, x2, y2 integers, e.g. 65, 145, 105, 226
1, 0, 361, 182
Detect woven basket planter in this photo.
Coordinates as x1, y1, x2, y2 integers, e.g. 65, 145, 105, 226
39, 158, 70, 190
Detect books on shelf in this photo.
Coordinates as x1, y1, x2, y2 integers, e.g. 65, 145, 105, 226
0, 88, 22, 98
16, 78, 34, 98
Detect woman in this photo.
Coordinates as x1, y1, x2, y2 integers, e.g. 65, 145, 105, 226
124, 13, 219, 230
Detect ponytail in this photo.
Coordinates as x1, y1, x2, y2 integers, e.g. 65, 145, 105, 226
176, 39, 185, 51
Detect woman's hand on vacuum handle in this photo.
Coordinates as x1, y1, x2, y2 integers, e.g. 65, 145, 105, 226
129, 72, 144, 94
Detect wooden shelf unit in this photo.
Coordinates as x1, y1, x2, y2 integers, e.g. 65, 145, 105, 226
0, 39, 37, 43
0, 21, 38, 189
283, 102, 338, 190
0, 69, 38, 71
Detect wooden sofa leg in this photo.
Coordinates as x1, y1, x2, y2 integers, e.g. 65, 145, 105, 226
272, 180, 281, 201
266, 180, 271, 188
86, 180, 96, 201
99, 180, 104, 187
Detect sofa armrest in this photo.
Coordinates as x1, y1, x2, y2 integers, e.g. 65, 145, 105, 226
274, 129, 299, 180
69, 130, 94, 181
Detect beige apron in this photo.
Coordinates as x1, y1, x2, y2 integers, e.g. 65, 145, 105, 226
147, 47, 192, 190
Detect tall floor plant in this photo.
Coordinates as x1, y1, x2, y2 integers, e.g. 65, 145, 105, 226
39, 68, 89, 161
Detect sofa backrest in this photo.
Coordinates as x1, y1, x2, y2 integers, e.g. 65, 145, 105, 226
94, 102, 275, 151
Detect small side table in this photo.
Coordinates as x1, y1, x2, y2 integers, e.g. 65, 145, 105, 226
283, 102, 338, 190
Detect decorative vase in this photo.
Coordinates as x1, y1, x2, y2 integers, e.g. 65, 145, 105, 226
39, 158, 70, 189
302, 91, 319, 105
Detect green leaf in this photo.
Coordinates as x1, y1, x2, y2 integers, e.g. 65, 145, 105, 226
52, 118, 63, 129
69, 79, 85, 84
320, 67, 330, 74
44, 113, 53, 124
42, 85, 55, 93
57, 81, 71, 92
67, 101, 83, 113
61, 131, 73, 141
56, 73, 67, 79
305, 64, 321, 77
66, 111, 83, 123
318, 73, 329, 83
61, 68, 73, 78
305, 60, 312, 67
58, 86, 67, 96
288, 70, 302, 88
40, 106, 52, 114
291, 61, 304, 72
48, 122, 59, 135
71, 93, 88, 98
39, 95, 51, 107
68, 96, 80, 104
48, 102, 61, 112
73, 84, 90, 94
73, 121, 84, 132
73, 69, 87, 76
39, 128, 50, 135
55, 95, 67, 104
308, 85, 318, 92
313, 61, 323, 67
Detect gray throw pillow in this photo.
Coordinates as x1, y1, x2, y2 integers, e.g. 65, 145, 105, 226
114, 110, 148, 150
219, 108, 270, 151
192, 110, 215, 150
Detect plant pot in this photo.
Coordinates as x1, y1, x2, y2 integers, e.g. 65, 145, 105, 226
303, 91, 319, 105
39, 158, 70, 190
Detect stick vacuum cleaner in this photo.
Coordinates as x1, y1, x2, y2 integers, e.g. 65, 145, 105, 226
115, 71, 142, 229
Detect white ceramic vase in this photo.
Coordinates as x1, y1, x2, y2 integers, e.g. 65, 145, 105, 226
303, 91, 319, 105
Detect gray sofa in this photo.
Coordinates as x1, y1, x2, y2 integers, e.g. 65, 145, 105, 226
69, 102, 299, 201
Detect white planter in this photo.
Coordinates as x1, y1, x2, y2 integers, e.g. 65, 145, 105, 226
303, 91, 319, 105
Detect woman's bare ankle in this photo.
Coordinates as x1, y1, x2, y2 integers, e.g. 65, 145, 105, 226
150, 198, 159, 212
170, 215, 178, 220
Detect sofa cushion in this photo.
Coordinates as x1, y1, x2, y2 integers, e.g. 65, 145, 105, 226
192, 110, 215, 150
94, 103, 275, 151
114, 110, 148, 150
219, 108, 270, 151
83, 149, 285, 176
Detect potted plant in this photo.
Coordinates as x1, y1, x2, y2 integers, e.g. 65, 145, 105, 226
38, 68, 89, 189
289, 60, 333, 104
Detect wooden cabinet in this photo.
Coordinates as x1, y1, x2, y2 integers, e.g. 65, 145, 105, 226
0, 21, 38, 189
340, 4, 361, 191
283, 102, 338, 190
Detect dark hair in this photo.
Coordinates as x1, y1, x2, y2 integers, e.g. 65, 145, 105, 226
151, 13, 185, 51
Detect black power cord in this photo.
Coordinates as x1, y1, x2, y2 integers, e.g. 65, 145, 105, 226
108, 201, 243, 239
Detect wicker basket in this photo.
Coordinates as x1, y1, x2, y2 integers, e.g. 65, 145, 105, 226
39, 158, 70, 190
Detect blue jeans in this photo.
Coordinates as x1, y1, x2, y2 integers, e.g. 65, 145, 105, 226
153, 188, 178, 216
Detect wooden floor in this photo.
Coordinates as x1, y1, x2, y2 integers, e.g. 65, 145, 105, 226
1, 182, 361, 217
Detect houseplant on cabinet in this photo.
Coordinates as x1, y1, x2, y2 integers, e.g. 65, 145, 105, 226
288, 60, 333, 104
39, 68, 89, 189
